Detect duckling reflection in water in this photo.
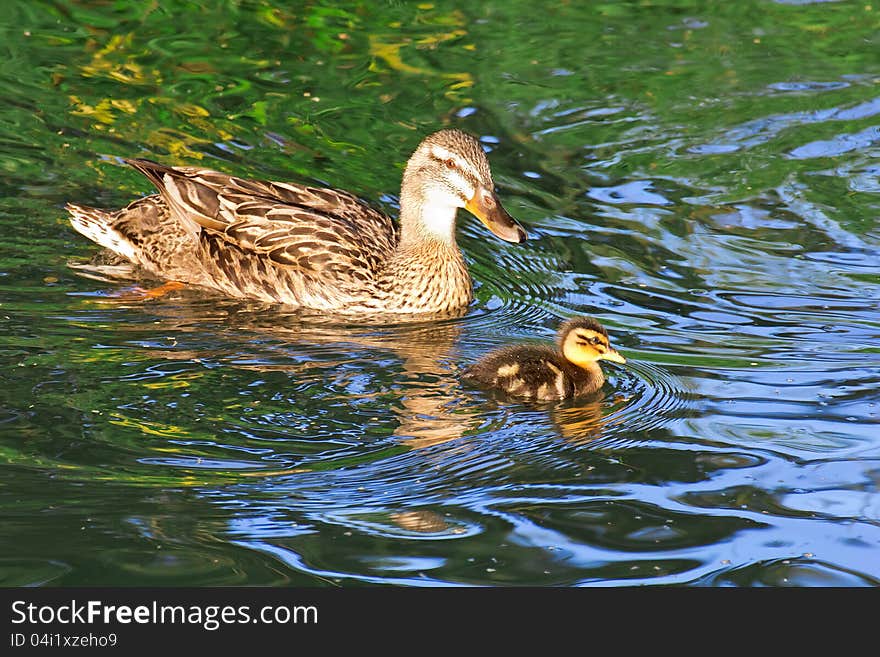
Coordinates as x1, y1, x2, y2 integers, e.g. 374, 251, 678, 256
463, 317, 626, 402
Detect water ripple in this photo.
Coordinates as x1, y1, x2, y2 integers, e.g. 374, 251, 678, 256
599, 360, 700, 440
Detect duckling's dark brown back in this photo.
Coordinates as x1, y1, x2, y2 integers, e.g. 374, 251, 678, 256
463, 345, 583, 401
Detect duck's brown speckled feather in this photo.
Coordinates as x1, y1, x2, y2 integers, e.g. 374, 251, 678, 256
125, 159, 397, 299
67, 162, 439, 311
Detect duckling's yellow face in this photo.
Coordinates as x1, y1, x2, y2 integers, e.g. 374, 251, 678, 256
561, 327, 626, 369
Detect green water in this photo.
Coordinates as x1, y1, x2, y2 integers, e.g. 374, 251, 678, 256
1, 0, 879, 586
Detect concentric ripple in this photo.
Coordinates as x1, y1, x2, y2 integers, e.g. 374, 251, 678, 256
599, 359, 701, 440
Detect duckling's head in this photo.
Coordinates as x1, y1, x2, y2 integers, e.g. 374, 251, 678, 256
558, 317, 626, 369
400, 129, 527, 244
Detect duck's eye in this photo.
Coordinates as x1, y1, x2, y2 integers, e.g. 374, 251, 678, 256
445, 158, 457, 169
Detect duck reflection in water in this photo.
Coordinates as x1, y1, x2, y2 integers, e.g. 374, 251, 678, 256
79, 295, 478, 448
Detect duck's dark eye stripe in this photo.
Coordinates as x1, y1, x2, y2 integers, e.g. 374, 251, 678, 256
430, 153, 457, 169
575, 333, 610, 347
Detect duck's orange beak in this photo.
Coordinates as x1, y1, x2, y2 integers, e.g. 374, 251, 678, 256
465, 189, 527, 243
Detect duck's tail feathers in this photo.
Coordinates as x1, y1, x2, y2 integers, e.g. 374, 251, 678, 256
66, 258, 140, 283
66, 203, 138, 262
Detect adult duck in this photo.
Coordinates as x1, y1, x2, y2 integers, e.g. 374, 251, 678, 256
67, 129, 526, 314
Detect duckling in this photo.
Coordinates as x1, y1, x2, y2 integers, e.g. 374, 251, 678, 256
65, 129, 527, 315
463, 317, 626, 401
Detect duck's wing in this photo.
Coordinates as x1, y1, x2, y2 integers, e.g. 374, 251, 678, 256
125, 159, 397, 278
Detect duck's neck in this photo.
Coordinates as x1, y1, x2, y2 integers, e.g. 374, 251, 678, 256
566, 360, 605, 396
397, 186, 460, 248
369, 191, 471, 313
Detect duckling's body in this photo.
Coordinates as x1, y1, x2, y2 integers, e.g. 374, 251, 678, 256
66, 130, 526, 314
464, 317, 625, 401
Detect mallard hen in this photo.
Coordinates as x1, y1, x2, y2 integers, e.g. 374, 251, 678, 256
463, 317, 626, 401
66, 129, 527, 314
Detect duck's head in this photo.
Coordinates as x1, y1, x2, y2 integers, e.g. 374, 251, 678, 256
400, 129, 527, 244
558, 317, 626, 369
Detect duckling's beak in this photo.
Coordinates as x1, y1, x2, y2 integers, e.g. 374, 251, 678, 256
465, 189, 527, 243
600, 348, 626, 365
